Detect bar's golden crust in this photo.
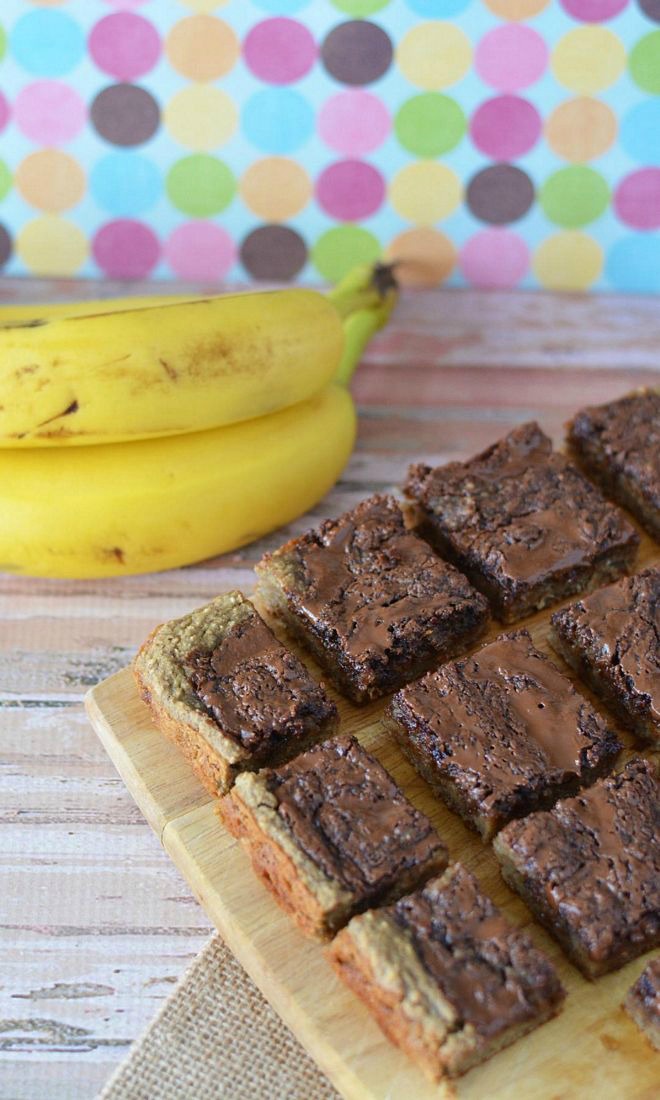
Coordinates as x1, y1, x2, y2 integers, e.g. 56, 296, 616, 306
134, 592, 337, 796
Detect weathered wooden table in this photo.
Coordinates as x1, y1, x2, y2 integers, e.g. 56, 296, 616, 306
1, 280, 658, 1099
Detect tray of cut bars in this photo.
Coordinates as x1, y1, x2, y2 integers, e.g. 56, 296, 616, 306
87, 389, 660, 1100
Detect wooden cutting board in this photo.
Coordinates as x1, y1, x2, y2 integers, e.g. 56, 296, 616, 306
85, 531, 659, 1100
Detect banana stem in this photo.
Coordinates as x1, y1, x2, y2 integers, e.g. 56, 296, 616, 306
335, 301, 391, 387
327, 261, 399, 320
329, 261, 399, 386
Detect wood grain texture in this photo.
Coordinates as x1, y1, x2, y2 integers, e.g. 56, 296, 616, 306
86, 529, 660, 1100
2, 277, 660, 1098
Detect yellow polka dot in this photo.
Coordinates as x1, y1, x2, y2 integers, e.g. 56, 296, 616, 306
385, 228, 456, 287
16, 150, 85, 213
17, 216, 87, 276
178, 0, 229, 12
397, 23, 471, 89
552, 28, 625, 95
166, 16, 238, 81
164, 85, 237, 150
389, 163, 462, 224
533, 232, 603, 291
240, 158, 311, 221
545, 97, 617, 162
484, 0, 549, 17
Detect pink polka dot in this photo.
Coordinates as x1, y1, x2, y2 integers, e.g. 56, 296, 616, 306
89, 13, 161, 80
560, 0, 629, 21
470, 96, 541, 160
165, 222, 236, 282
244, 19, 316, 85
475, 26, 548, 93
460, 229, 529, 289
15, 82, 86, 145
316, 160, 385, 221
93, 219, 160, 278
318, 91, 390, 155
614, 169, 660, 230
0, 93, 9, 135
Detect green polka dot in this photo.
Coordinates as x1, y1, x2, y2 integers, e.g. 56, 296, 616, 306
629, 31, 660, 95
0, 25, 6, 62
331, 0, 391, 13
166, 155, 235, 218
312, 227, 381, 283
540, 166, 610, 229
395, 94, 465, 157
0, 160, 11, 202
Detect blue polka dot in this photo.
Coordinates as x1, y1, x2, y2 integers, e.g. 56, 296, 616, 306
606, 235, 660, 292
253, 0, 311, 10
10, 10, 84, 77
90, 153, 162, 216
621, 101, 660, 165
242, 89, 314, 153
405, 0, 472, 14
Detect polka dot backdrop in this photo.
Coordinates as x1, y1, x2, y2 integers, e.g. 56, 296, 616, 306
0, 0, 659, 290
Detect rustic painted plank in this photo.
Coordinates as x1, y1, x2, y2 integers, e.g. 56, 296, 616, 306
2, 278, 659, 1098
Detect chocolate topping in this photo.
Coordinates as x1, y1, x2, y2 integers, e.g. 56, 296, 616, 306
390, 864, 564, 1037
393, 630, 620, 828
405, 422, 638, 611
184, 610, 335, 752
293, 495, 486, 659
265, 735, 446, 894
498, 758, 660, 965
552, 567, 660, 729
570, 389, 660, 521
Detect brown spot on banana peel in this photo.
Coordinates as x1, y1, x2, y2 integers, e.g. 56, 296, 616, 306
65, 299, 213, 321
159, 358, 178, 381
101, 547, 126, 564
0, 318, 48, 329
35, 400, 79, 428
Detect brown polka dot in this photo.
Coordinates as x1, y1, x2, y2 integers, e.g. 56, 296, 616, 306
467, 164, 535, 225
0, 224, 11, 268
321, 21, 393, 86
91, 84, 160, 147
639, 0, 660, 23
240, 226, 307, 282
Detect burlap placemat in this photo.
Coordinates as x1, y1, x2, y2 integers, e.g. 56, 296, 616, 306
99, 933, 340, 1100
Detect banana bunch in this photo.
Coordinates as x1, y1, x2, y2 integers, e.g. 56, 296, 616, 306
0, 264, 397, 577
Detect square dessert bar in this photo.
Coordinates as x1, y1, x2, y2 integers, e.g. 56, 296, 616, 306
494, 758, 660, 978
219, 734, 448, 940
255, 494, 489, 704
133, 592, 337, 796
388, 630, 621, 841
624, 958, 660, 1051
551, 567, 660, 744
328, 862, 565, 1081
405, 421, 639, 622
568, 388, 660, 541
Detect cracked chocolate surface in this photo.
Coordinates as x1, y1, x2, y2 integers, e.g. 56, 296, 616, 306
184, 610, 336, 753
569, 389, 660, 536
551, 567, 660, 737
405, 422, 638, 617
265, 494, 488, 698
389, 864, 564, 1038
496, 759, 660, 969
391, 630, 620, 834
264, 735, 447, 895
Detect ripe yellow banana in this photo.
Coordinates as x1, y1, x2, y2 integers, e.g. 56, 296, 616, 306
0, 263, 395, 448
0, 384, 356, 578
